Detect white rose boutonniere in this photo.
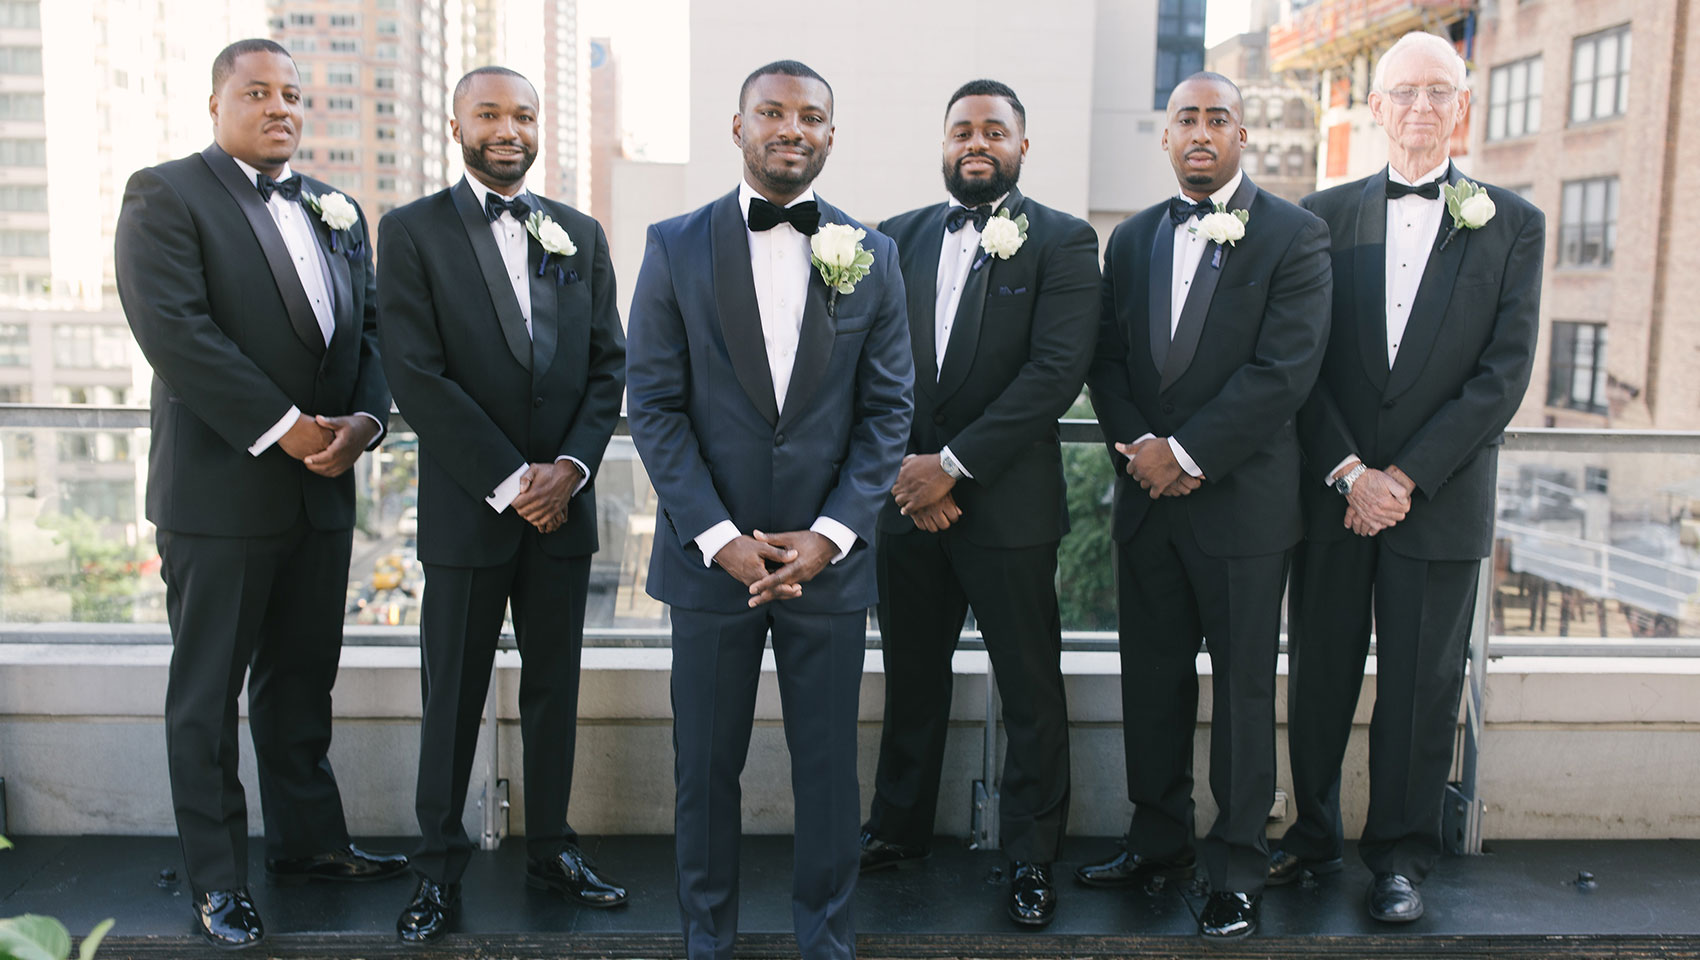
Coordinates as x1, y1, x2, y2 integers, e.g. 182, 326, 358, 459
303, 191, 362, 254
526, 210, 580, 284
1440, 179, 1496, 250
810, 223, 875, 315
1190, 202, 1249, 248
976, 208, 1029, 267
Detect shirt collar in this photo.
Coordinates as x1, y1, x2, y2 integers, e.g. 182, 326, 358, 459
739, 177, 816, 227
232, 156, 294, 188
946, 192, 1010, 212
1174, 168, 1244, 208
463, 172, 529, 207
1389, 159, 1451, 188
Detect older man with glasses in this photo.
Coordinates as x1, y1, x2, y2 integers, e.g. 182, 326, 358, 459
1268, 30, 1544, 924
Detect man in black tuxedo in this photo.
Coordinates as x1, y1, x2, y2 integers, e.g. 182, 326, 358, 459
626, 61, 912, 960
858, 80, 1098, 928
115, 39, 405, 950
377, 66, 628, 942
1269, 32, 1542, 924
1079, 72, 1331, 941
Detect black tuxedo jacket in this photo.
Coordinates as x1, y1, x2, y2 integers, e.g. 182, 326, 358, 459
875, 189, 1099, 548
377, 180, 626, 568
1088, 175, 1332, 557
115, 143, 389, 537
1297, 165, 1543, 561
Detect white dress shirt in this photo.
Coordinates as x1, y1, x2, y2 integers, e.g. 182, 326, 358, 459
927, 194, 1008, 480
1140, 169, 1246, 479
1322, 160, 1451, 486
233, 159, 384, 456
691, 178, 859, 568
463, 172, 590, 513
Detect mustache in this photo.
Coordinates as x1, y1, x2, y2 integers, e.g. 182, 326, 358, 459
957, 152, 999, 168
1186, 147, 1216, 158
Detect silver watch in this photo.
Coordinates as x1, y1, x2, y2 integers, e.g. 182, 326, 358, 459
1334, 462, 1367, 496
939, 449, 965, 480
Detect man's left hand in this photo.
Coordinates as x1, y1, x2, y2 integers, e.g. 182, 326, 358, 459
513, 460, 583, 530
746, 529, 836, 602
303, 414, 381, 478
1117, 438, 1194, 500
893, 453, 955, 514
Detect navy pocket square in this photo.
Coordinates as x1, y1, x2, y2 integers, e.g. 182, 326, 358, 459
995, 286, 1028, 296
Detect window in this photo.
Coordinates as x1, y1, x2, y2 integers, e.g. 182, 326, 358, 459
1263, 149, 1281, 175
295, 148, 315, 162
0, 2, 41, 29
1548, 322, 1608, 414
0, 230, 47, 256
1153, 0, 1205, 108
1571, 25, 1630, 124
0, 384, 30, 402
374, 70, 396, 90
288, 12, 314, 26
1559, 177, 1617, 267
376, 19, 399, 35
0, 46, 42, 75
1285, 146, 1308, 177
376, 152, 396, 167
0, 184, 46, 211
376, 126, 396, 141
322, 121, 358, 139
0, 323, 28, 366
326, 96, 356, 111
376, 43, 398, 60
327, 65, 358, 86
296, 64, 312, 84
1584, 466, 1609, 493
57, 432, 130, 463
1488, 56, 1542, 141
329, 39, 359, 53
51, 325, 129, 370
287, 37, 315, 54
52, 385, 128, 405
329, 14, 358, 28
324, 172, 362, 193
0, 92, 43, 120
375, 101, 396, 116
326, 149, 357, 164
376, 177, 396, 192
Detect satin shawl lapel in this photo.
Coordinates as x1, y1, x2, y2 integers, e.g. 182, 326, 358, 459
526, 217, 560, 380
1387, 162, 1468, 398
198, 144, 326, 358
450, 180, 532, 372
1161, 176, 1258, 392
1355, 172, 1391, 390
1147, 211, 1175, 375
904, 205, 947, 397
937, 188, 1024, 404
302, 197, 353, 349
777, 198, 839, 430
710, 190, 780, 426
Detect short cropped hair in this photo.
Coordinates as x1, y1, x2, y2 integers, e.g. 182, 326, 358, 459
738, 60, 833, 114
211, 38, 292, 92
946, 79, 1026, 130
1372, 31, 1468, 90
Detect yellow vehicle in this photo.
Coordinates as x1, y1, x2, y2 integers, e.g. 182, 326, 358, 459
372, 553, 404, 591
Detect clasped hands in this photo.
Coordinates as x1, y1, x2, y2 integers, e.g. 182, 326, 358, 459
892, 453, 961, 533
1115, 437, 1203, 499
715, 530, 837, 608
277, 412, 379, 478
1338, 460, 1415, 537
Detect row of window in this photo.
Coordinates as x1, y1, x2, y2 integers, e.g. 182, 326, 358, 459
297, 64, 405, 91
294, 148, 403, 168
1487, 23, 1631, 142
0, 92, 41, 121
0, 323, 129, 369
289, 38, 403, 59
0, 45, 42, 75
276, 13, 403, 33
0, 1, 39, 30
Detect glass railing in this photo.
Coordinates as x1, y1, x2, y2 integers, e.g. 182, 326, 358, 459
4, 403, 1699, 656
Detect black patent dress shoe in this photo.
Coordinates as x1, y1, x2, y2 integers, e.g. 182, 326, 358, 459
1199, 891, 1260, 940
193, 887, 263, 950
1074, 847, 1196, 888
1007, 861, 1057, 927
1367, 872, 1424, 922
397, 876, 460, 942
526, 843, 628, 907
1266, 849, 1345, 887
267, 843, 410, 884
858, 831, 930, 874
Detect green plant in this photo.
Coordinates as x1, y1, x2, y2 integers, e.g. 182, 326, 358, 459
1057, 394, 1117, 632
0, 837, 112, 960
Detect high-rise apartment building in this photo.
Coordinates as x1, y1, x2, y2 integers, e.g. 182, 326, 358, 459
457, 0, 585, 207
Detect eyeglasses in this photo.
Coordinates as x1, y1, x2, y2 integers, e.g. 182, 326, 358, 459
1383, 84, 1460, 106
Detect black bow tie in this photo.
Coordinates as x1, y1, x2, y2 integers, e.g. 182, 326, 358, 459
1168, 195, 1215, 226
945, 204, 993, 233
747, 197, 821, 235
485, 192, 532, 223
255, 173, 302, 203
1386, 177, 1444, 201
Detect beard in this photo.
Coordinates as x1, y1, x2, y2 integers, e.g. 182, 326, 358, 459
744, 139, 827, 195
944, 151, 1021, 207
462, 140, 536, 187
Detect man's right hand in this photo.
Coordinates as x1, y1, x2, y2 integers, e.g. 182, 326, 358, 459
277, 413, 333, 461
712, 535, 801, 604
1342, 465, 1410, 534
909, 492, 962, 532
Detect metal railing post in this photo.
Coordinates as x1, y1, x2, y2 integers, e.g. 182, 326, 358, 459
970, 662, 1002, 850
1457, 556, 1493, 855
478, 657, 508, 850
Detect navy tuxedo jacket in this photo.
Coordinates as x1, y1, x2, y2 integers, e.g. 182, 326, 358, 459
1297, 166, 1543, 560
115, 143, 389, 537
377, 180, 626, 568
1088, 175, 1332, 557
626, 189, 914, 614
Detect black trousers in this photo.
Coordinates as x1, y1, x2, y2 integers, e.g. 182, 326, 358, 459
670, 603, 865, 960
1278, 535, 1478, 881
158, 520, 353, 895
412, 533, 590, 884
1115, 500, 1286, 895
865, 531, 1070, 862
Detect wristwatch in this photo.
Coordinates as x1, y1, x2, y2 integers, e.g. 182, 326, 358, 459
1334, 462, 1367, 496
939, 448, 966, 480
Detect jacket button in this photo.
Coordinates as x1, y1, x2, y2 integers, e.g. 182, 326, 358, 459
932, 412, 946, 425
1382, 399, 1396, 409
1161, 402, 1175, 414
534, 396, 545, 408
775, 433, 786, 446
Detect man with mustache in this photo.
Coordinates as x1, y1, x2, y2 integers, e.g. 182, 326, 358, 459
377, 66, 628, 942
1080, 71, 1331, 940
858, 79, 1098, 928
626, 60, 912, 960
115, 38, 405, 949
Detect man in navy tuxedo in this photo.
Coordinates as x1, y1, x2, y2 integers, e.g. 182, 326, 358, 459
626, 60, 912, 960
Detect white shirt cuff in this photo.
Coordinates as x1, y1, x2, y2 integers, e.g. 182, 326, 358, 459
1326, 455, 1360, 488
486, 461, 530, 513
810, 516, 858, 564
695, 519, 740, 568
556, 455, 590, 496
249, 405, 302, 456
1167, 437, 1203, 478
940, 444, 973, 479
356, 411, 387, 449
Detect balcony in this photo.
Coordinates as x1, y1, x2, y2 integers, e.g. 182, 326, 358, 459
1270, 0, 1475, 73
